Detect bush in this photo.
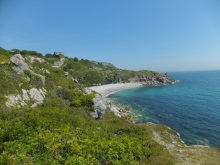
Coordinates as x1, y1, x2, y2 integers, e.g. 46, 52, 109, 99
0, 107, 175, 164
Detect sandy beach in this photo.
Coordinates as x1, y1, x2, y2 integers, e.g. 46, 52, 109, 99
88, 83, 143, 97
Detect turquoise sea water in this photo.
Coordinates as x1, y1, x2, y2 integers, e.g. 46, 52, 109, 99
108, 70, 220, 147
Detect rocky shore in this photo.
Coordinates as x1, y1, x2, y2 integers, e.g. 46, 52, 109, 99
86, 83, 143, 120
87, 73, 175, 120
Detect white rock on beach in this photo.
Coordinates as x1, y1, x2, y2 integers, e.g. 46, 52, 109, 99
88, 83, 143, 118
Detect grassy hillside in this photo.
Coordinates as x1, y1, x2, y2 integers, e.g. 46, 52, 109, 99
0, 47, 12, 63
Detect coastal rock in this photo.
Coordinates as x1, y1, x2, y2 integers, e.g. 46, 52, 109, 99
129, 73, 175, 85
91, 94, 122, 119
92, 94, 107, 118
109, 105, 121, 117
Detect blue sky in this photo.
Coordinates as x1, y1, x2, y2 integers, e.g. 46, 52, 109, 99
1, 0, 220, 72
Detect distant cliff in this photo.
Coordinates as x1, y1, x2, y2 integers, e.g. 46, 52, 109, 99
62, 56, 175, 86
129, 72, 175, 86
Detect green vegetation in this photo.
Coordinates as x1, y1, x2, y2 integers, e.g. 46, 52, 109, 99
20, 50, 43, 57
0, 47, 12, 63
62, 57, 158, 86
0, 108, 175, 164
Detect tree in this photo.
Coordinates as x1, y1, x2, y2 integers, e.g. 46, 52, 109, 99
45, 53, 53, 58
11, 49, 20, 54
73, 57, 79, 61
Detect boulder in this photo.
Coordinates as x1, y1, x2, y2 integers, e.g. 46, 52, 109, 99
40, 68, 50, 74
92, 94, 107, 118
10, 54, 29, 74
53, 57, 65, 68
29, 88, 45, 103
22, 89, 30, 101
10, 54, 46, 85
28, 56, 45, 63
5, 88, 47, 108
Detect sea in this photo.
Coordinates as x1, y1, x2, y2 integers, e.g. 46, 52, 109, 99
108, 70, 220, 147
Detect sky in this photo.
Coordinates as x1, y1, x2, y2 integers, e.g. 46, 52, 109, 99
0, 0, 220, 72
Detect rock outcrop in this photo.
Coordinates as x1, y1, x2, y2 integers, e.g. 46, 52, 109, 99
53, 57, 65, 68
92, 94, 107, 119
26, 56, 45, 63
129, 73, 175, 85
5, 88, 47, 108
10, 54, 29, 74
40, 68, 50, 74
29, 88, 46, 107
10, 54, 46, 85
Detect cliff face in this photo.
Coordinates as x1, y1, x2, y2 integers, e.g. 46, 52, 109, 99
62, 57, 175, 86
129, 73, 175, 86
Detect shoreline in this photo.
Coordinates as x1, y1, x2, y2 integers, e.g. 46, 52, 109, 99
88, 82, 144, 97
88, 83, 210, 149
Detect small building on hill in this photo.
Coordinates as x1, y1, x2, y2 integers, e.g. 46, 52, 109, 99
53, 52, 64, 56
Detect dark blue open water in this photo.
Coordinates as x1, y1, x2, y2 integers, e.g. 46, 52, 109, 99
108, 70, 220, 147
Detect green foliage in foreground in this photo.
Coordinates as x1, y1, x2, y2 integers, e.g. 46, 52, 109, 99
0, 108, 175, 165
